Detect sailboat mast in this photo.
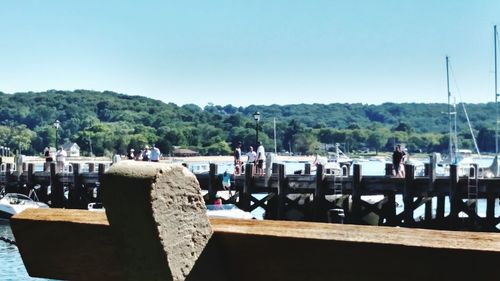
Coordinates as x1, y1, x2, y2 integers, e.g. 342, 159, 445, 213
495, 25, 498, 155
446, 56, 454, 162
273, 117, 277, 154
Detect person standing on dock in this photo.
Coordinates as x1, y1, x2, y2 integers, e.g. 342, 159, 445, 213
150, 145, 161, 162
400, 148, 408, 177
233, 141, 242, 175
246, 146, 257, 174
135, 150, 143, 161
127, 148, 135, 160
43, 147, 53, 171
256, 141, 265, 176
392, 144, 404, 177
142, 146, 151, 161
112, 152, 121, 164
55, 146, 67, 172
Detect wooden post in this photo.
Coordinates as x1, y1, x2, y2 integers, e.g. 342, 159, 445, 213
37, 163, 49, 203
424, 198, 433, 222
351, 164, 362, 223
88, 163, 95, 173
486, 191, 495, 230
50, 162, 64, 208
469, 163, 478, 211
5, 163, 12, 193
272, 163, 279, 174
304, 163, 311, 175
97, 164, 105, 203
314, 164, 325, 222
385, 163, 393, 176
384, 191, 397, 226
277, 164, 286, 220
436, 195, 445, 220
68, 163, 81, 209
425, 155, 436, 221
26, 163, 35, 197
27, 163, 34, 189
449, 164, 459, 227
424, 163, 430, 176
403, 164, 415, 225
208, 163, 217, 203
239, 163, 253, 212
245, 163, 254, 178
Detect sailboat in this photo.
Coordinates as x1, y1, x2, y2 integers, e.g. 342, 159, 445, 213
487, 25, 500, 177
438, 56, 482, 176
327, 143, 352, 164
442, 26, 500, 178
475, 26, 500, 178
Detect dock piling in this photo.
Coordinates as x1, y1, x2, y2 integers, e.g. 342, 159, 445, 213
50, 163, 64, 208
351, 164, 362, 223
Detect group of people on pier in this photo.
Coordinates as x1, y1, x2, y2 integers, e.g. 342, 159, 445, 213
221, 141, 265, 195
43, 146, 67, 172
233, 141, 266, 177
127, 145, 161, 162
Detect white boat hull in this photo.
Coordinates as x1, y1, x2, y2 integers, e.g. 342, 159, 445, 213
0, 193, 49, 220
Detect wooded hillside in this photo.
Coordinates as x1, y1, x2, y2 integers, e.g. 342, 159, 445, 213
0, 90, 496, 156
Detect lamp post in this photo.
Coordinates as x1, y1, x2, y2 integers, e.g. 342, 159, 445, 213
88, 137, 93, 157
253, 111, 261, 146
54, 120, 60, 149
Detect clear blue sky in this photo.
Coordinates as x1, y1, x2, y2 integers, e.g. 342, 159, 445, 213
1, 1, 499, 107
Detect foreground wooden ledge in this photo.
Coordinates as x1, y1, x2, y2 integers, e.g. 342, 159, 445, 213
12, 208, 500, 281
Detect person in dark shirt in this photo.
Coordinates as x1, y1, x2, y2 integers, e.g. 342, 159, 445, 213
392, 144, 405, 177
233, 141, 242, 175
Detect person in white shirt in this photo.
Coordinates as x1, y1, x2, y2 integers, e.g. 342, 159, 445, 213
246, 146, 257, 174
112, 152, 121, 164
150, 145, 161, 162
256, 142, 265, 176
55, 146, 67, 172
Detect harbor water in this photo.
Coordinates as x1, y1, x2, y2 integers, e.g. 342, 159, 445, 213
0, 221, 52, 281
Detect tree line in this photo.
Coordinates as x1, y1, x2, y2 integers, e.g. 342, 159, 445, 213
0, 90, 496, 157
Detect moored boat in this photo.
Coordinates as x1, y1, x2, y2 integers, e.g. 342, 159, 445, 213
0, 193, 49, 220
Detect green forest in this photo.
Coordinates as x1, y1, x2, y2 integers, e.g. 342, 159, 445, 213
0, 90, 497, 157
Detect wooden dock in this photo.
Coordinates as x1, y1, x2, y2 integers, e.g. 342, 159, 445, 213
10, 161, 500, 281
1, 157, 500, 231
200, 162, 500, 231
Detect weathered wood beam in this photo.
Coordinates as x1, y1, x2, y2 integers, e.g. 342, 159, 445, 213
11, 209, 124, 281
12, 208, 500, 281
